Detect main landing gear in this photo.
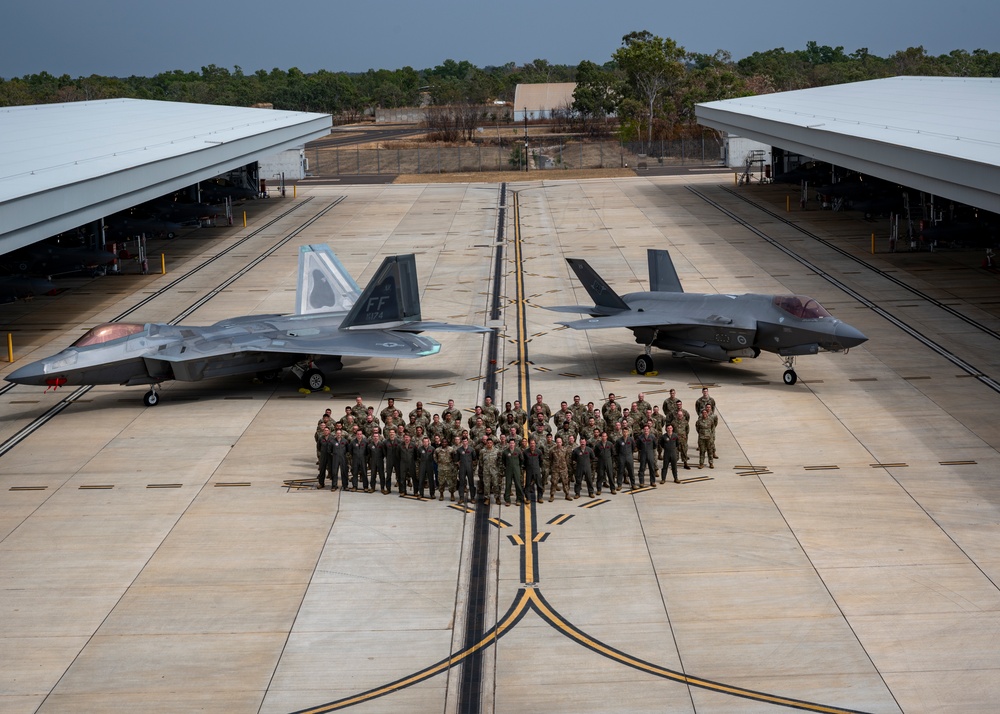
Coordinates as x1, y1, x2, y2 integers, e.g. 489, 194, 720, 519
301, 367, 326, 391
782, 356, 798, 385
142, 387, 160, 406
635, 352, 655, 376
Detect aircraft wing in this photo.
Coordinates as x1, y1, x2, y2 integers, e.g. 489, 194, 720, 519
543, 305, 626, 315
151, 329, 444, 361
396, 321, 491, 333
558, 312, 677, 330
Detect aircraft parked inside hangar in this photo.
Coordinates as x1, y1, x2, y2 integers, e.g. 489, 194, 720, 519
6, 245, 489, 405
548, 249, 867, 385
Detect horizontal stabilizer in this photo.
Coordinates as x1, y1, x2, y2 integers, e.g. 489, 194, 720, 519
558, 312, 675, 330
565, 258, 630, 311
543, 304, 625, 315
648, 249, 683, 293
396, 321, 491, 333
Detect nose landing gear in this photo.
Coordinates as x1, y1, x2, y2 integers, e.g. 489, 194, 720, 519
781, 356, 797, 385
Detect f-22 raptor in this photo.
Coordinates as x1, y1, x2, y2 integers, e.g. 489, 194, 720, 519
549, 249, 867, 385
7, 245, 488, 405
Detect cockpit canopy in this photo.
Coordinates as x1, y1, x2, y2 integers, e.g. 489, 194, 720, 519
772, 295, 832, 320
72, 322, 146, 347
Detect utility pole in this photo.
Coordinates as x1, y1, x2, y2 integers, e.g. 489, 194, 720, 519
523, 108, 529, 172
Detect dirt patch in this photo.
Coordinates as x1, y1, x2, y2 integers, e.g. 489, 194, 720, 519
393, 168, 637, 184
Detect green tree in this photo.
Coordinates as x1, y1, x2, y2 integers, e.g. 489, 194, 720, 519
612, 31, 686, 147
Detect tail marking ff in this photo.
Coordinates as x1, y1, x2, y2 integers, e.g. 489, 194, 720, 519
341, 254, 422, 329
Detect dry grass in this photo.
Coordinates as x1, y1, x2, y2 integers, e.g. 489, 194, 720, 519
393, 168, 636, 184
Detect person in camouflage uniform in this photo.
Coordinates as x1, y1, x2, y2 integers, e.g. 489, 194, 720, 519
635, 392, 652, 418
671, 408, 691, 469
434, 438, 458, 501
478, 438, 502, 505
442, 398, 463, 425
695, 388, 716, 420
426, 413, 445, 442
705, 403, 720, 460
547, 436, 573, 501
480, 396, 500, 427
696, 408, 715, 469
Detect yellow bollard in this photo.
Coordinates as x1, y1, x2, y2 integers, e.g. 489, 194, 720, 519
734, 173, 738, 186
243, 211, 247, 228
161, 253, 166, 275
7, 333, 12, 363
293, 185, 297, 198
786, 195, 790, 212
871, 233, 875, 254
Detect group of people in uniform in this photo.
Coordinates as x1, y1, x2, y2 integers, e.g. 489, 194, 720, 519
312, 388, 721, 507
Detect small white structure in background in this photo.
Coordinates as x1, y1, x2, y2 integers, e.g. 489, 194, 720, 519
723, 133, 772, 170
512, 83, 577, 121
258, 148, 308, 181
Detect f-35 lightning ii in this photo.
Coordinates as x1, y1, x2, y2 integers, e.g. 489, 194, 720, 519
548, 249, 867, 385
7, 245, 489, 405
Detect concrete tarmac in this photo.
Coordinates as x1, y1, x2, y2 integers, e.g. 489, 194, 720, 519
1, 176, 999, 713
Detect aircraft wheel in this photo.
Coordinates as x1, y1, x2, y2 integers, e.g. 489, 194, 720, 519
143, 390, 159, 407
782, 369, 797, 386
635, 354, 654, 375
302, 368, 325, 391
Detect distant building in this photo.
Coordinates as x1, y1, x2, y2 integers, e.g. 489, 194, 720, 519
513, 83, 577, 121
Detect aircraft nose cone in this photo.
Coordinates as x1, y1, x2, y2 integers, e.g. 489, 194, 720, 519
6, 360, 47, 385
836, 322, 868, 349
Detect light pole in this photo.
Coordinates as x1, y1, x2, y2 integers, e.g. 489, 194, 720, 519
523, 108, 529, 172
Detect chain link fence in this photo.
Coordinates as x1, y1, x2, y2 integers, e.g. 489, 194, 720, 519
308, 137, 719, 176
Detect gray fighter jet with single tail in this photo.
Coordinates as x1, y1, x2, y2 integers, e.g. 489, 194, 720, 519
7, 245, 488, 405
548, 249, 867, 384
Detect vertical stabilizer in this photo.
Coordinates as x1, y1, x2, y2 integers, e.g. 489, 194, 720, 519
647, 249, 684, 292
565, 258, 630, 311
296, 245, 362, 315
341, 254, 422, 329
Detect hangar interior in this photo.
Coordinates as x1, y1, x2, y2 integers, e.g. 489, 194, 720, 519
697, 76, 1000, 254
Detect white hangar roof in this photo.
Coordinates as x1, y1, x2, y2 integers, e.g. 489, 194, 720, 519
0, 98, 331, 253
696, 76, 1000, 214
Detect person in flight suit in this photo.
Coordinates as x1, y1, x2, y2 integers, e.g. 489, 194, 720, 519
636, 425, 658, 487
658, 424, 680, 484
522, 438, 545, 503
369, 431, 389, 493
326, 428, 350, 491
397, 433, 418, 496
571, 438, 596, 499
614, 428, 636, 491
416, 436, 437, 498
454, 437, 478, 504
594, 432, 616, 495
501, 438, 525, 506
317, 426, 333, 490
349, 431, 370, 492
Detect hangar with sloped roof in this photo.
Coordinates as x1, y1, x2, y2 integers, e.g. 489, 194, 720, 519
696, 76, 1000, 215
0, 98, 331, 254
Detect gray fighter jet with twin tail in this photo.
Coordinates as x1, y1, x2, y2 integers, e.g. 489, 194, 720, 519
7, 245, 488, 405
548, 249, 867, 384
